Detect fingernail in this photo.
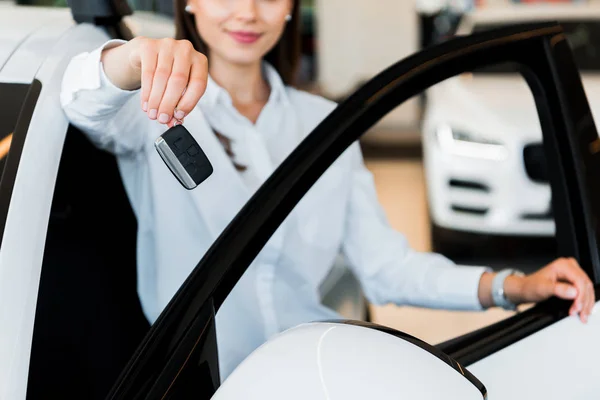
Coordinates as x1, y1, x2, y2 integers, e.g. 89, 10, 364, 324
148, 109, 158, 119
567, 287, 578, 298
174, 110, 185, 120
158, 113, 170, 124
142, 102, 148, 111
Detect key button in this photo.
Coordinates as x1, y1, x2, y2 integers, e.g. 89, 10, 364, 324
187, 145, 199, 156
177, 153, 189, 165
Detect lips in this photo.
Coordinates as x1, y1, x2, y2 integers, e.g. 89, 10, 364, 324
228, 30, 262, 44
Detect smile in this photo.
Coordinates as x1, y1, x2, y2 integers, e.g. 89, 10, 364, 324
228, 30, 262, 44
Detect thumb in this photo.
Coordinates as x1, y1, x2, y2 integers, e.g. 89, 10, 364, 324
553, 282, 578, 300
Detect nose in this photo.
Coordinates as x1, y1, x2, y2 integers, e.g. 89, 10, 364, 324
233, 0, 257, 22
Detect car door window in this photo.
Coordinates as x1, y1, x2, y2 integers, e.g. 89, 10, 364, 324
474, 20, 600, 72
369, 60, 559, 346
0, 82, 30, 177
0, 80, 41, 241
100, 22, 600, 400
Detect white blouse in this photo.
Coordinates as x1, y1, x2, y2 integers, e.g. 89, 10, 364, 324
60, 39, 490, 379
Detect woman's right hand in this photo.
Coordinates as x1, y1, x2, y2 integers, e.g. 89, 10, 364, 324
101, 37, 208, 127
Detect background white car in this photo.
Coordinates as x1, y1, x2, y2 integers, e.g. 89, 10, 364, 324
422, 4, 600, 256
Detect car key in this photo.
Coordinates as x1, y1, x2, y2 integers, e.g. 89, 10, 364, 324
155, 124, 213, 190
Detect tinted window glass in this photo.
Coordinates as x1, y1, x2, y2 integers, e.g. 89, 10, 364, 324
0, 82, 30, 176
474, 21, 600, 72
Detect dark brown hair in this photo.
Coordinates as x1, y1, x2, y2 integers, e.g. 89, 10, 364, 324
173, 0, 301, 171
173, 0, 302, 86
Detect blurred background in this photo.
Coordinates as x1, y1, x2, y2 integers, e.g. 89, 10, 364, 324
5, 0, 600, 350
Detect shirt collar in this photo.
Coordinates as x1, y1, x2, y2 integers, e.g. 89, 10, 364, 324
199, 61, 290, 108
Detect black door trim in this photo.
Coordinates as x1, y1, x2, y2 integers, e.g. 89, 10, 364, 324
0, 79, 42, 246
330, 319, 488, 398
107, 22, 600, 398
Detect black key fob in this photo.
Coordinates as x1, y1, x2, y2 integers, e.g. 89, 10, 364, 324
154, 124, 213, 190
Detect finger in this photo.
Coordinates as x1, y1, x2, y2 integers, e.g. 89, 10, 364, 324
568, 259, 592, 323
569, 298, 581, 317
158, 48, 193, 125
577, 259, 596, 320
139, 43, 158, 112
147, 41, 175, 121
554, 258, 587, 314
175, 54, 208, 119
554, 282, 578, 300
583, 280, 595, 323
563, 258, 592, 322
166, 118, 183, 128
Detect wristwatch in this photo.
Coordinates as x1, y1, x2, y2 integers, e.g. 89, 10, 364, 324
492, 269, 525, 310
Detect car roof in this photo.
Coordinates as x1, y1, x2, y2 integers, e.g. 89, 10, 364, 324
0, 3, 175, 84
0, 3, 74, 82
459, 4, 600, 33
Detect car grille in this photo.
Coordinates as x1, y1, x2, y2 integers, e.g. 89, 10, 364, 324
523, 143, 548, 184
449, 179, 490, 192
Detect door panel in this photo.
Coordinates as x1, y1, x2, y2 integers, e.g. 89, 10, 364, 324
107, 22, 600, 399
469, 298, 600, 399
0, 23, 111, 400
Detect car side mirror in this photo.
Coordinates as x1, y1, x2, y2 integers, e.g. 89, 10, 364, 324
212, 321, 486, 400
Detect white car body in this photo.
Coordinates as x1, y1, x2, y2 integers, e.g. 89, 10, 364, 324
212, 322, 485, 399
214, 309, 600, 400
423, 4, 600, 237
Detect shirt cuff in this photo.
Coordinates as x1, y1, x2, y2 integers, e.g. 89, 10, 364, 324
60, 39, 138, 107
439, 265, 493, 311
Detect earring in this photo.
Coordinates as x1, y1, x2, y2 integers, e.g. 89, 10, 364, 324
185, 4, 193, 13
285, 14, 291, 22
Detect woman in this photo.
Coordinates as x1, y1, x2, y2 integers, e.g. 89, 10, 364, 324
60, 0, 595, 379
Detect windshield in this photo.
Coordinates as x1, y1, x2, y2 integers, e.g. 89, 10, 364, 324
473, 20, 600, 73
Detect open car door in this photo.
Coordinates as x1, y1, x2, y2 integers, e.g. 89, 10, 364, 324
102, 20, 600, 400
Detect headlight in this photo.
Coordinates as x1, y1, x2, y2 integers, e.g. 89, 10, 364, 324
435, 124, 508, 160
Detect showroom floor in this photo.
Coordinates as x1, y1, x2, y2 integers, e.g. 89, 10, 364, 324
363, 157, 535, 346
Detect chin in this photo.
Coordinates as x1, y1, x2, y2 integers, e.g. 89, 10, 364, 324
222, 50, 267, 67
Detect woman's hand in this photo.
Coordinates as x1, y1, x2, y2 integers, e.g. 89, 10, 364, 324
480, 257, 595, 323
505, 258, 595, 322
101, 37, 208, 127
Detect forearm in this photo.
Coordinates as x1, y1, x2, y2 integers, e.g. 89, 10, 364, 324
100, 39, 142, 91
60, 40, 146, 155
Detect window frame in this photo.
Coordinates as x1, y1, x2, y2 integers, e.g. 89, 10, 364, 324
0, 15, 117, 399
0, 79, 41, 244
105, 21, 600, 399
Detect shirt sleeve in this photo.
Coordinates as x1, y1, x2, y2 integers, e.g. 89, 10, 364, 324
60, 39, 147, 156
341, 144, 492, 311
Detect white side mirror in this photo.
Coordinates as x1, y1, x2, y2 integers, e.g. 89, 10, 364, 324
212, 322, 486, 399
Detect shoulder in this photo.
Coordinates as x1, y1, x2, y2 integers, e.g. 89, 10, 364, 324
285, 87, 360, 167
285, 87, 338, 122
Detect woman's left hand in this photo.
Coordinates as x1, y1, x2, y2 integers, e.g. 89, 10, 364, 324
504, 257, 596, 323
